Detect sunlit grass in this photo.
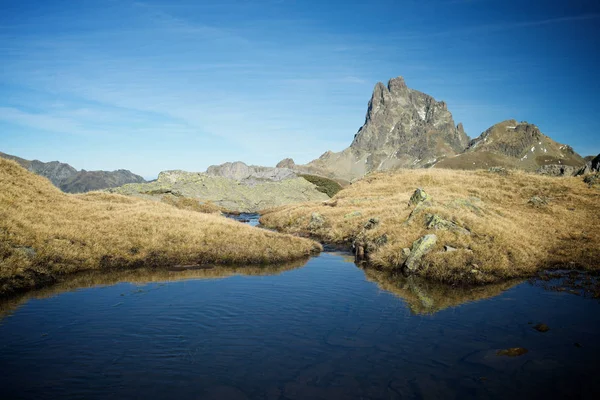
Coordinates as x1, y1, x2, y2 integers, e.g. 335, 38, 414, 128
0, 159, 321, 296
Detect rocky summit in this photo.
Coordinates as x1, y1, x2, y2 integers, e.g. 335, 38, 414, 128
206, 161, 296, 185
0, 151, 145, 193
299, 76, 469, 180
434, 120, 585, 173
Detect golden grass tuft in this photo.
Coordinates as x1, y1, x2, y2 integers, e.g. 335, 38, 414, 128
260, 168, 600, 284
0, 159, 321, 296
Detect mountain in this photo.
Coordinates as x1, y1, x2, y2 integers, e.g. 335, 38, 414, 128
433, 120, 585, 173
295, 76, 469, 180
59, 170, 146, 193
0, 151, 77, 186
205, 161, 296, 185
0, 151, 145, 193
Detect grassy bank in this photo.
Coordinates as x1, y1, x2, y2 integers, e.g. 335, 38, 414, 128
0, 159, 321, 297
260, 168, 600, 284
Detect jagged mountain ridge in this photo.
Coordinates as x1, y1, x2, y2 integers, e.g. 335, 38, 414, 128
0, 151, 145, 193
293, 76, 469, 180
433, 120, 584, 172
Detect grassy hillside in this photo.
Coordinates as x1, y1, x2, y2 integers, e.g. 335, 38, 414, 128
260, 168, 600, 284
299, 174, 343, 197
0, 159, 321, 297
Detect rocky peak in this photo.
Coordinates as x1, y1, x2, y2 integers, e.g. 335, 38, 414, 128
276, 158, 296, 169
205, 161, 296, 184
349, 76, 469, 159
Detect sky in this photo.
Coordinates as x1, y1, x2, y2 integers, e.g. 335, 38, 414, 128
1, 0, 599, 179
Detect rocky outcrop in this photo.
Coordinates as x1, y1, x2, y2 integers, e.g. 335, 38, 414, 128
576, 153, 600, 176
296, 76, 469, 181
403, 234, 438, 272
434, 120, 585, 172
0, 151, 145, 193
108, 169, 329, 213
206, 161, 296, 185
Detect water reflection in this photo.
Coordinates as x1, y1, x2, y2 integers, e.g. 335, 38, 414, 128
363, 268, 523, 315
0, 258, 309, 320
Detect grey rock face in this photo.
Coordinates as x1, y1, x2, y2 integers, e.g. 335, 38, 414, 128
536, 164, 578, 177
592, 154, 600, 172
302, 76, 469, 180
206, 161, 296, 185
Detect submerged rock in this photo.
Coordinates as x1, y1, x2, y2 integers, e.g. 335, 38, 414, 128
533, 323, 550, 333
496, 348, 528, 357
403, 234, 438, 272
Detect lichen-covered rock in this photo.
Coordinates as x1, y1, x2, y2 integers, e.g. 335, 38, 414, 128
308, 212, 325, 230
528, 196, 549, 207
344, 211, 362, 219
403, 234, 438, 272
405, 200, 433, 225
408, 188, 430, 206
426, 214, 471, 235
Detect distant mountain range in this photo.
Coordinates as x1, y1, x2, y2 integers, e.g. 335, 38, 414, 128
0, 152, 145, 193
282, 76, 590, 180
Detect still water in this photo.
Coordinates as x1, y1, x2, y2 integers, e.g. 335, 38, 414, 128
1, 252, 600, 399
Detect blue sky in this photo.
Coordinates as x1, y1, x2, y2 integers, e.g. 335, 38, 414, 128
1, 0, 599, 178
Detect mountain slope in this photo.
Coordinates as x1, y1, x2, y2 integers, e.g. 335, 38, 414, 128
298, 76, 469, 180
0, 151, 145, 193
434, 120, 584, 172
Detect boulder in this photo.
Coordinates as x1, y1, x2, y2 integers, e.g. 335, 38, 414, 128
426, 214, 471, 235
308, 212, 325, 230
536, 164, 578, 177
403, 234, 438, 272
408, 188, 430, 206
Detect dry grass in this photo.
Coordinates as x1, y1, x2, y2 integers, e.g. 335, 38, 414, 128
0, 159, 321, 297
260, 168, 600, 284
161, 195, 225, 214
